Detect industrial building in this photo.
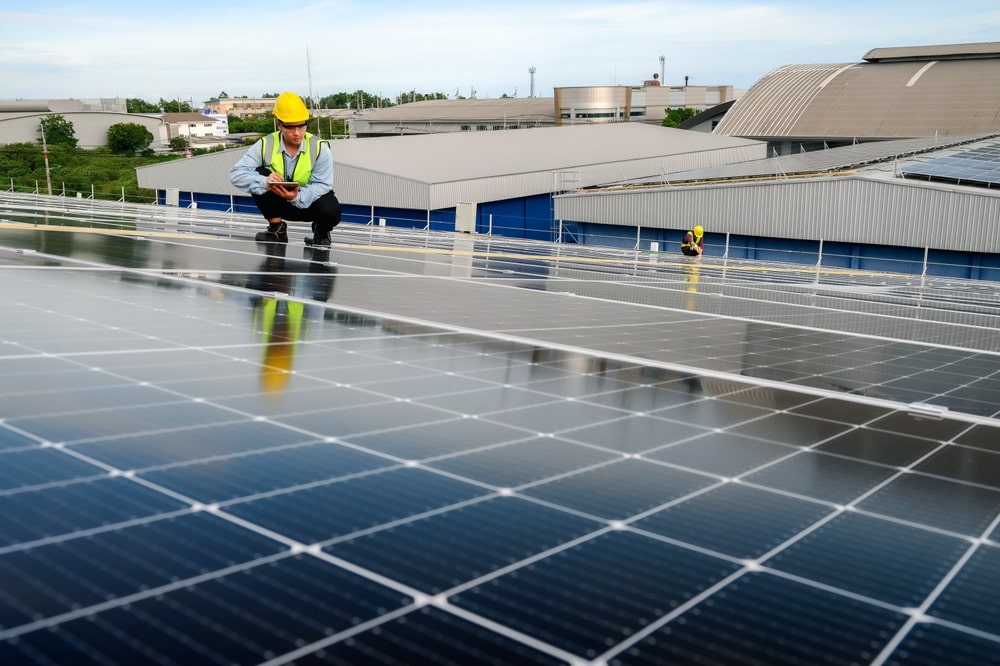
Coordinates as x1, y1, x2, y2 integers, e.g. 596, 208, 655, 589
554, 82, 735, 126
349, 79, 735, 137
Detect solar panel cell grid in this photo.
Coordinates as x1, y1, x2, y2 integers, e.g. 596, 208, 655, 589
902, 139, 1000, 185
2, 196, 1000, 664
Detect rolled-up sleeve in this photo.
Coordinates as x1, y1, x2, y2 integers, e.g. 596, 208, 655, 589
229, 142, 269, 195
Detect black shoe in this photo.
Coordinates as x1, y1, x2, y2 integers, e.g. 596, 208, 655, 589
255, 222, 288, 243
304, 233, 331, 247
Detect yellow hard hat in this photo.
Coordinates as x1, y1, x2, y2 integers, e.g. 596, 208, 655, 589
273, 92, 310, 124
693, 225, 704, 237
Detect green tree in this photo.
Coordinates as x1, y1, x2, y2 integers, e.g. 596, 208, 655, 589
228, 115, 275, 134
663, 107, 698, 128
319, 90, 393, 109
395, 91, 448, 105
126, 98, 160, 113
159, 98, 192, 113
39, 115, 78, 148
169, 136, 190, 151
107, 122, 154, 155
0, 142, 43, 179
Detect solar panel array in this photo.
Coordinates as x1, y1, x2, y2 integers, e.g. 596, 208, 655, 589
1, 194, 1000, 665
636, 134, 990, 184
901, 140, 1000, 186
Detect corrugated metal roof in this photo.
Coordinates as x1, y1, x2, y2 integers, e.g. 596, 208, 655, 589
331, 123, 762, 182
137, 150, 245, 196
713, 63, 853, 139
715, 45, 1000, 141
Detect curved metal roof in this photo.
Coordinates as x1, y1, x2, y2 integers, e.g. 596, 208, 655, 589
715, 43, 1000, 141
864, 42, 1000, 62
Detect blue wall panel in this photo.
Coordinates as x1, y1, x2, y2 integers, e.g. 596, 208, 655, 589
927, 250, 975, 279
857, 244, 925, 275
476, 195, 554, 240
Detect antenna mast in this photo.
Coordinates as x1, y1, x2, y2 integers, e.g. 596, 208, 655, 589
529, 65, 536, 98
306, 47, 314, 109
659, 55, 665, 83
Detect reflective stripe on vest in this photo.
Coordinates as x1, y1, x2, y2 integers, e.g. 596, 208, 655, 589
258, 298, 305, 342
260, 132, 324, 186
682, 231, 702, 249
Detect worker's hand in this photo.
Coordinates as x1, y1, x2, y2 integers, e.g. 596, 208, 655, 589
266, 174, 299, 200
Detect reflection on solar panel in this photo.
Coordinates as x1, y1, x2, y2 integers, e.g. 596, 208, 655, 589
2, 192, 1000, 665
901, 140, 1000, 187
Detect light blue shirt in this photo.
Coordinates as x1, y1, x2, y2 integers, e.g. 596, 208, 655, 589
229, 134, 333, 209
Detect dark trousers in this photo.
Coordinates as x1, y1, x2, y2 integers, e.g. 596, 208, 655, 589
251, 167, 341, 234
250, 189, 342, 235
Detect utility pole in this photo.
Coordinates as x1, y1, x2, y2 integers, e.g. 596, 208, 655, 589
39, 120, 53, 196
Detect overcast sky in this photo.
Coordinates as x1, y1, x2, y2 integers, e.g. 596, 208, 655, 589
2, 1, 999, 106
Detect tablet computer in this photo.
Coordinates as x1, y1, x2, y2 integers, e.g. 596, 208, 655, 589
270, 181, 299, 188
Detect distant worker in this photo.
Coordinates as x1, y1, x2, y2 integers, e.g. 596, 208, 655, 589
681, 225, 704, 257
230, 91, 341, 247
649, 73, 662, 86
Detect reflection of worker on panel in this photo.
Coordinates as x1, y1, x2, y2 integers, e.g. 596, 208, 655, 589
684, 260, 700, 311
248, 243, 336, 395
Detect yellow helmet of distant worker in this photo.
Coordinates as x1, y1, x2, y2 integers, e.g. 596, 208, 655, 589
693, 225, 704, 237
273, 92, 310, 124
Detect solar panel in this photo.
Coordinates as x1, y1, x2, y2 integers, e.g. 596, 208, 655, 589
902, 140, 1000, 186
2, 192, 1000, 665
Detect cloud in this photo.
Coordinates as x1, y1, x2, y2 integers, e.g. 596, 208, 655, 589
3, 1, 999, 103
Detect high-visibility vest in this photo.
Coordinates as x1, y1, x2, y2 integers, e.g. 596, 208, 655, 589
257, 298, 305, 342
682, 232, 700, 251
260, 132, 326, 185
254, 298, 306, 395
